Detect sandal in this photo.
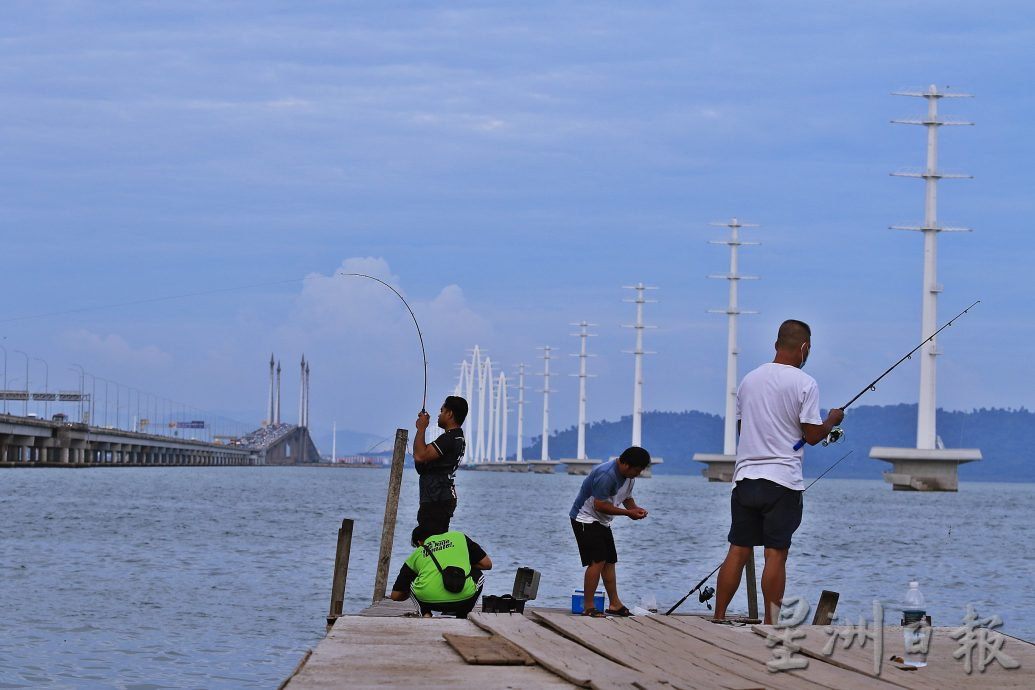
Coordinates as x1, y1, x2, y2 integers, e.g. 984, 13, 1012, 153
605, 606, 632, 617
581, 607, 605, 618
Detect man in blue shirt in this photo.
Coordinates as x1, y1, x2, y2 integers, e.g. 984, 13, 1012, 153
569, 446, 651, 617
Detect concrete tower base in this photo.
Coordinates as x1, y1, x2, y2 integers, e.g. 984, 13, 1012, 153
693, 453, 735, 482
870, 446, 981, 491
562, 458, 602, 476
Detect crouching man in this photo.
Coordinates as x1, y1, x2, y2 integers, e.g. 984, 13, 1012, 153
390, 524, 492, 618
569, 446, 651, 617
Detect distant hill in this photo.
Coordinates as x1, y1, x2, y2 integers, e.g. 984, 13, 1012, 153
522, 404, 1034, 482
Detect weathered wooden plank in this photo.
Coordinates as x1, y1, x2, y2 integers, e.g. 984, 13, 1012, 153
532, 611, 785, 690
358, 599, 418, 617
811, 591, 838, 626
648, 614, 903, 690
284, 616, 576, 689
754, 623, 1035, 690
469, 612, 674, 690
443, 633, 536, 665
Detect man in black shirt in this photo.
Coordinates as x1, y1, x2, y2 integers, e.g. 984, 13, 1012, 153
413, 395, 468, 534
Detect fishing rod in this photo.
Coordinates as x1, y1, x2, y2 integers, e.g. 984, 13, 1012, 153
664, 450, 854, 616
792, 300, 980, 451
339, 273, 429, 412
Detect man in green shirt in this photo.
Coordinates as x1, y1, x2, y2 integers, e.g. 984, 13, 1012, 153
390, 524, 492, 618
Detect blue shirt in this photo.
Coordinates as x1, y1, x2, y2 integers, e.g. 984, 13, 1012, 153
568, 459, 633, 526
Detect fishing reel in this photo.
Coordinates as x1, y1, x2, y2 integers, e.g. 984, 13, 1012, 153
822, 427, 844, 447
699, 585, 715, 610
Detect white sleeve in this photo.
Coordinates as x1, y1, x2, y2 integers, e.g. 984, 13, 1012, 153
799, 379, 823, 425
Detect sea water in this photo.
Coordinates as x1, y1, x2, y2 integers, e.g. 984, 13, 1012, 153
1, 468, 1032, 688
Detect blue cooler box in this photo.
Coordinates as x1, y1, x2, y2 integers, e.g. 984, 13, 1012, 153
571, 589, 605, 614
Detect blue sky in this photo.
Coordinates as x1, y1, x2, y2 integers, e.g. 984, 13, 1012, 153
1, 2, 1032, 447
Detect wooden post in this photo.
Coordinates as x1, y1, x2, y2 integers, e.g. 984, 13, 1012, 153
812, 589, 839, 625
327, 518, 355, 625
745, 548, 759, 620
371, 428, 408, 605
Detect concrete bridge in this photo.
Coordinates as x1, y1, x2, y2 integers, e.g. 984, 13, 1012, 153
0, 414, 320, 467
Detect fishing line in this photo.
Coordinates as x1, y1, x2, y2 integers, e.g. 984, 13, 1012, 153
665, 449, 855, 616
0, 278, 306, 324
338, 273, 428, 412
792, 300, 980, 451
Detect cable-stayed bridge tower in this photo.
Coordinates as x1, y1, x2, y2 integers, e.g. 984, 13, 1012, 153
694, 218, 759, 482
871, 84, 981, 491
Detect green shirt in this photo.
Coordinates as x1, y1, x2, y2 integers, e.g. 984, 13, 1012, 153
403, 531, 478, 602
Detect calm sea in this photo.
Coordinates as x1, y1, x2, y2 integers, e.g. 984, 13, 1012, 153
1, 467, 1032, 689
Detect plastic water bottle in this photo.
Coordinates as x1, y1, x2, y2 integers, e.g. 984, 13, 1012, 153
901, 581, 928, 667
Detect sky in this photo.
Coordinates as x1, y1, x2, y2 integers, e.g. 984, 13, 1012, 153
1, 1, 1032, 449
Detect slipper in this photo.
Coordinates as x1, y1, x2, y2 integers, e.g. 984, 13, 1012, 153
605, 606, 632, 617
581, 607, 605, 618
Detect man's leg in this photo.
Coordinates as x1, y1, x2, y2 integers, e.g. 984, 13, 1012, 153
600, 562, 625, 612
713, 544, 753, 620
583, 561, 606, 611
761, 547, 789, 625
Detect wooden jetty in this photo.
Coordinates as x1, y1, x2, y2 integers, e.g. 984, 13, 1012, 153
283, 603, 1035, 689
296, 428, 1034, 689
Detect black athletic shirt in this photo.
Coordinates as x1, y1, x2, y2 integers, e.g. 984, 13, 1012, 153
417, 428, 466, 503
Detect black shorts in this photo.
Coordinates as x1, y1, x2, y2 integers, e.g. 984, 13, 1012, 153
571, 518, 618, 566
417, 498, 456, 535
411, 577, 485, 619
728, 478, 803, 550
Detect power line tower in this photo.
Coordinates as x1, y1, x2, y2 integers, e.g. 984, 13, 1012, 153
621, 283, 657, 448
709, 218, 759, 455
569, 321, 598, 460
871, 84, 981, 491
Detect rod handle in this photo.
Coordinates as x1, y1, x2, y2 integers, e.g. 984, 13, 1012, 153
793, 438, 806, 451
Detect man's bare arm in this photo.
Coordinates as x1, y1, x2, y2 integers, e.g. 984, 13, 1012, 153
413, 410, 441, 463
801, 408, 845, 446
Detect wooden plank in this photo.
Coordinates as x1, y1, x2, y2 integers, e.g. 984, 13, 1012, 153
650, 614, 904, 690
767, 623, 1035, 690
469, 612, 673, 690
358, 599, 418, 617
811, 591, 838, 626
284, 616, 576, 689
533, 610, 791, 690
443, 633, 536, 665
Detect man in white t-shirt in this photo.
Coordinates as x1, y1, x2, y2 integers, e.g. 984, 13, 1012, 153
713, 319, 844, 624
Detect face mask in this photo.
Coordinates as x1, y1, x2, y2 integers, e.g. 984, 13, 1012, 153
800, 343, 809, 369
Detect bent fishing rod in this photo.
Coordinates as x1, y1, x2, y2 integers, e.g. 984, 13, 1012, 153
663, 450, 855, 616
792, 299, 980, 451
339, 273, 429, 412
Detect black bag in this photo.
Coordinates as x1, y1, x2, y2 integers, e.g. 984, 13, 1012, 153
423, 545, 470, 594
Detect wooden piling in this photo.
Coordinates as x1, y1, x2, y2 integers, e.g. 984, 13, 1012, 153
371, 428, 408, 605
745, 548, 759, 620
327, 518, 354, 625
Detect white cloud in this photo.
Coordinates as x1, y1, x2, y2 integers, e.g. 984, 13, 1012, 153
61, 330, 172, 369
265, 257, 494, 432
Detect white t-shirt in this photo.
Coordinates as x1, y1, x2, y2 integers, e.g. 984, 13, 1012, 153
734, 362, 823, 491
